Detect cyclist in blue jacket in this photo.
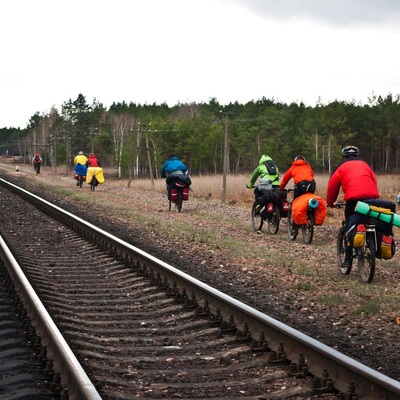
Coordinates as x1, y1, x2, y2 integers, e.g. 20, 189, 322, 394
160, 154, 189, 199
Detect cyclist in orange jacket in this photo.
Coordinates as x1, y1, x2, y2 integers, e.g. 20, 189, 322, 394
279, 155, 315, 199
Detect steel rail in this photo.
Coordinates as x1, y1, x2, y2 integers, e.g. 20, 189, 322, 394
0, 233, 102, 400
2, 177, 400, 399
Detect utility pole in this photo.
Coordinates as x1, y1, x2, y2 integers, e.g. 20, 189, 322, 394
144, 124, 154, 187
221, 112, 230, 203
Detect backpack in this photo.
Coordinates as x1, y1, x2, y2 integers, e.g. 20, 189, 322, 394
34, 155, 40, 162
264, 159, 277, 175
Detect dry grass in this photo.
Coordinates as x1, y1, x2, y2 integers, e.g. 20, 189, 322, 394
3, 159, 399, 205
104, 170, 399, 206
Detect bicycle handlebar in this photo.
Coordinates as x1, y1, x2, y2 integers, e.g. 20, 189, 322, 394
334, 202, 346, 208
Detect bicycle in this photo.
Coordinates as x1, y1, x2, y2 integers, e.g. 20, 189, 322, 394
168, 174, 191, 213
286, 189, 315, 244
336, 203, 377, 283
76, 174, 85, 188
34, 163, 40, 175
90, 176, 98, 192
250, 186, 288, 234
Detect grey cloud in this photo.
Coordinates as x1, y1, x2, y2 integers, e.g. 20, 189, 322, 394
232, 0, 400, 26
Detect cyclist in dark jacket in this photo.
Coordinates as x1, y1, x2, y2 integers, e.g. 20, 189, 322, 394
32, 153, 42, 174
326, 145, 379, 268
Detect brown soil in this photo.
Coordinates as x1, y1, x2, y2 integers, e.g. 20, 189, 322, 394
1, 162, 400, 382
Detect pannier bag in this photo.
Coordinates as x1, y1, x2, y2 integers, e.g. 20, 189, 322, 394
344, 213, 366, 248
74, 174, 86, 181
291, 192, 327, 225
379, 234, 395, 259
86, 167, 105, 184
296, 180, 316, 196
260, 203, 274, 220
375, 219, 396, 260
170, 187, 190, 202
280, 201, 289, 218
170, 188, 178, 202
353, 200, 396, 260
183, 187, 189, 201
346, 223, 366, 248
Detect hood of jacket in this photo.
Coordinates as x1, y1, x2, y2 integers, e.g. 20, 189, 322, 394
258, 155, 272, 165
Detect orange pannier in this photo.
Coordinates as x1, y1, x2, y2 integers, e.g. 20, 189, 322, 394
292, 192, 327, 226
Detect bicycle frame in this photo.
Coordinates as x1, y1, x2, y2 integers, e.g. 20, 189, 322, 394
251, 186, 287, 234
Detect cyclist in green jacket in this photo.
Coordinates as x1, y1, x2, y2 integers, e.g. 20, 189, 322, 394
247, 155, 280, 190
247, 155, 281, 213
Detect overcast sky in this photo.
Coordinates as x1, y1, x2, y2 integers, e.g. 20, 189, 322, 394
1, 0, 400, 128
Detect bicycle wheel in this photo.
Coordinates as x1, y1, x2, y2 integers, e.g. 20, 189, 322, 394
302, 209, 314, 244
358, 233, 376, 283
175, 189, 183, 212
337, 227, 352, 275
287, 206, 298, 240
267, 203, 280, 235
78, 175, 83, 188
251, 202, 263, 232
91, 177, 97, 191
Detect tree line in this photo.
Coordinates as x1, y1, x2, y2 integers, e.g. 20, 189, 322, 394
1, 92, 400, 177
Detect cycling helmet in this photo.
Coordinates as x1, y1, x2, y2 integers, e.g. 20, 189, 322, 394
89, 153, 95, 157
295, 155, 305, 161
78, 151, 83, 155
342, 145, 359, 158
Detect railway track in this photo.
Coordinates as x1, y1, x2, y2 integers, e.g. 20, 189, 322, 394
1, 177, 400, 399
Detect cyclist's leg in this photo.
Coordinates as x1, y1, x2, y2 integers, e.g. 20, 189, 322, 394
342, 232, 353, 268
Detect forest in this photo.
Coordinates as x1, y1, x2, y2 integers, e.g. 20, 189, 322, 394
1, 92, 400, 177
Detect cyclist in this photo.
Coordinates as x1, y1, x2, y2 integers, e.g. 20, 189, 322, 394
160, 154, 189, 199
279, 155, 315, 199
73, 151, 88, 186
32, 153, 42, 174
74, 150, 88, 167
246, 155, 280, 213
86, 153, 101, 168
326, 145, 379, 268
86, 153, 103, 188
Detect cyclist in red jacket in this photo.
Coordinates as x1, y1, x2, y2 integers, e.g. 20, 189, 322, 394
326, 145, 379, 267
86, 153, 101, 168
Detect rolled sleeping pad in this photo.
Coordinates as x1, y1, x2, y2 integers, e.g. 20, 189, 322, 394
355, 201, 400, 228
308, 198, 319, 209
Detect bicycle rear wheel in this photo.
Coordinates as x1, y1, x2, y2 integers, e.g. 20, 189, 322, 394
251, 202, 263, 232
91, 177, 97, 191
302, 209, 314, 244
175, 189, 183, 212
358, 233, 376, 283
267, 203, 280, 234
287, 206, 297, 240
337, 227, 352, 275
